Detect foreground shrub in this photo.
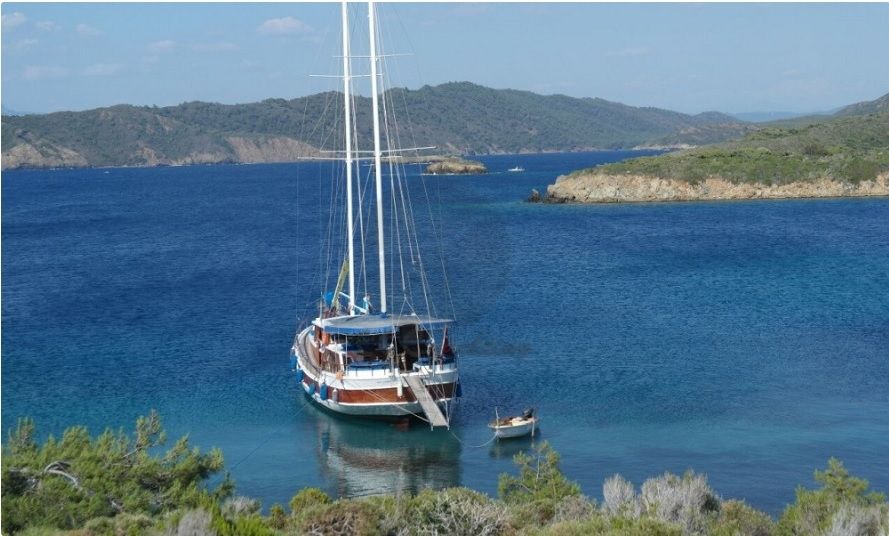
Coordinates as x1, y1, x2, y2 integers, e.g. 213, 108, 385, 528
777, 458, 887, 536
16, 529, 68, 536
498, 442, 581, 506
824, 504, 888, 536
297, 499, 382, 536
80, 512, 155, 535
508, 500, 559, 531
639, 470, 720, 535
161, 508, 214, 536
363, 494, 404, 535
221, 496, 260, 518
531, 515, 681, 536
289, 487, 331, 517
268, 503, 287, 530
1, 412, 230, 534
399, 487, 509, 536
552, 495, 597, 524
602, 474, 640, 519
710, 500, 774, 536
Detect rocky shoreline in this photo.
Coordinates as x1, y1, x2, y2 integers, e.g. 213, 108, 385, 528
540, 172, 889, 204
0, 135, 323, 171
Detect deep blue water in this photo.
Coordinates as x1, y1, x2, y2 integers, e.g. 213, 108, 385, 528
3, 151, 888, 515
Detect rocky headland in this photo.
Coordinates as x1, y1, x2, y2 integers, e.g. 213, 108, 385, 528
539, 107, 889, 204
542, 172, 889, 203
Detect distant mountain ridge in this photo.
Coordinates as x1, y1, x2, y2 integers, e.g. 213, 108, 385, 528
6, 84, 886, 171
1, 82, 752, 170
731, 111, 816, 122
834, 91, 889, 117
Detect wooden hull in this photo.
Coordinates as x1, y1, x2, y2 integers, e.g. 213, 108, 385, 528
293, 326, 459, 419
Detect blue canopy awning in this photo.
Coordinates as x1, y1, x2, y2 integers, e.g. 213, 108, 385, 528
315, 314, 453, 336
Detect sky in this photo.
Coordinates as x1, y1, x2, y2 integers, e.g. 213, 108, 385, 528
2, 2, 888, 115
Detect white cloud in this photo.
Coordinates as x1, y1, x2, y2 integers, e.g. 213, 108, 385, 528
192, 41, 238, 52
23, 65, 69, 81
147, 39, 176, 53
258, 16, 312, 35
2, 11, 26, 29
76, 23, 101, 37
82, 63, 123, 77
36, 20, 60, 31
608, 47, 651, 58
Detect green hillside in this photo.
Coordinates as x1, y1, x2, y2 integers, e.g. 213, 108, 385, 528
1, 82, 751, 169
834, 91, 889, 117
1, 105, 233, 165
581, 109, 889, 185
382, 83, 749, 153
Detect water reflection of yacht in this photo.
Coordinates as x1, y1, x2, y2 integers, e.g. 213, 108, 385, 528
313, 412, 461, 497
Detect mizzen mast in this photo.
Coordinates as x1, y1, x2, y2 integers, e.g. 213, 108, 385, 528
340, 0, 356, 314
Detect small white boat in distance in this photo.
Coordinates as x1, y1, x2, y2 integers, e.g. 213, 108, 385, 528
489, 408, 538, 439
508, 166, 525, 172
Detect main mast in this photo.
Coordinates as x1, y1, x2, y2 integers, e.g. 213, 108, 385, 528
341, 1, 356, 314
368, 0, 387, 314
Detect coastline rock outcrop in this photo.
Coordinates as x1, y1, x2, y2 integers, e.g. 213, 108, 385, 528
1, 135, 323, 170
226, 136, 321, 163
2, 140, 89, 169
544, 172, 889, 203
425, 158, 487, 175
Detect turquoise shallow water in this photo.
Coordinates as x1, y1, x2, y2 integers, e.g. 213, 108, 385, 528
3, 151, 888, 515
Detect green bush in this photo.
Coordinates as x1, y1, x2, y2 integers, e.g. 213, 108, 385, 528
532, 515, 681, 536
639, 470, 720, 534
1, 412, 229, 534
507, 500, 559, 531
710, 500, 774, 536
297, 499, 382, 536
80, 513, 155, 536
777, 458, 886, 536
404, 488, 508, 536
498, 442, 581, 506
552, 495, 598, 524
268, 503, 287, 530
289, 486, 332, 518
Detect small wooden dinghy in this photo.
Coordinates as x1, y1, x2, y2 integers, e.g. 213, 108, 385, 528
489, 408, 538, 439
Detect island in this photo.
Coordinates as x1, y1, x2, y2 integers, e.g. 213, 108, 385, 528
424, 157, 487, 175
540, 105, 889, 204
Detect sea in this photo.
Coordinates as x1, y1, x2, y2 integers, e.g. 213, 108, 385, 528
3, 151, 888, 516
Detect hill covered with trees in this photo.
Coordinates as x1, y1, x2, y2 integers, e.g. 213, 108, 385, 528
544, 93, 889, 203
585, 109, 889, 185
1, 82, 752, 170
